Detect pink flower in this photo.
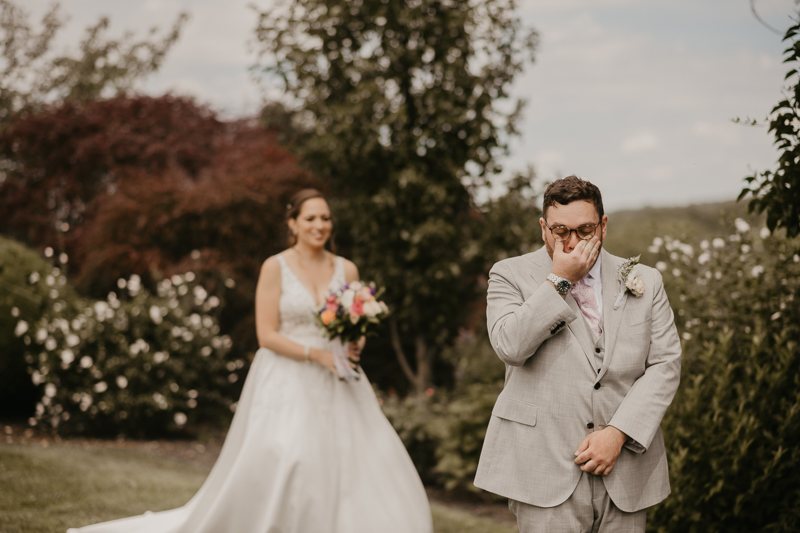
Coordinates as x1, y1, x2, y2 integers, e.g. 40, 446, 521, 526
326, 302, 338, 312
357, 287, 374, 302
350, 299, 364, 316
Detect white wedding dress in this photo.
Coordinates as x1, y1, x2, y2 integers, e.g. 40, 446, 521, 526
68, 255, 433, 533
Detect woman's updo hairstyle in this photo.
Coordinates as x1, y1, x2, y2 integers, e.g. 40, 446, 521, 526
285, 188, 336, 252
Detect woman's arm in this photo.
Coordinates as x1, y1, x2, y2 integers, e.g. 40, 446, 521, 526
255, 256, 340, 374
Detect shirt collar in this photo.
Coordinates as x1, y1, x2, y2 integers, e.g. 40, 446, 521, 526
585, 256, 602, 286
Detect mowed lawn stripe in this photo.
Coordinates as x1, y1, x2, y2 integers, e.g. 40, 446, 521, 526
0, 445, 516, 533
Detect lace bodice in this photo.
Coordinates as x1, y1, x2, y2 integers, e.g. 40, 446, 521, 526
276, 254, 345, 350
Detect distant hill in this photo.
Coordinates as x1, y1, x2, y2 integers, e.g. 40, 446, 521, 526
603, 199, 762, 266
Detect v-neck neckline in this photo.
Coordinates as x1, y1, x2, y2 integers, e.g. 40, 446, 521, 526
280, 253, 339, 308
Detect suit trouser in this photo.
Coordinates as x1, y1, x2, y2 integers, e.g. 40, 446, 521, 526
509, 473, 646, 533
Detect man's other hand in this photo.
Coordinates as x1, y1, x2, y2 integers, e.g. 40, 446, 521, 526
574, 425, 627, 476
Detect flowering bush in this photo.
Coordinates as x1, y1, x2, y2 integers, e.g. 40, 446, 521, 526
647, 219, 800, 532
380, 330, 504, 492
0, 238, 81, 416
15, 270, 241, 437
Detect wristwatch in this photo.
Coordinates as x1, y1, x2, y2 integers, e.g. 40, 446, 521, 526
547, 273, 572, 295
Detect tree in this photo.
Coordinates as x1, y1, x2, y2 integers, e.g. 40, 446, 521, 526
0, 0, 187, 130
0, 95, 320, 377
740, 18, 800, 238
253, 0, 536, 392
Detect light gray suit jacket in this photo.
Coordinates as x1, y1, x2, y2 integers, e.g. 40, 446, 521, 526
474, 247, 681, 512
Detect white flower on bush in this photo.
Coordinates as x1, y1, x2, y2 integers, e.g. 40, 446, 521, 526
153, 351, 168, 364
14, 320, 29, 337
80, 356, 93, 369
44, 383, 57, 398
29, 272, 40, 284
149, 305, 163, 325
760, 227, 771, 239
60, 349, 75, 365
31, 370, 43, 385
655, 261, 667, 272
698, 252, 711, 265
93, 381, 108, 393
193, 285, 207, 305
66, 334, 80, 347
79, 394, 92, 412
153, 392, 168, 410
734, 218, 751, 233
174, 412, 187, 426
751, 265, 765, 277
128, 274, 141, 295
712, 238, 726, 249
207, 296, 220, 309
116, 376, 128, 389
130, 339, 149, 356
45, 337, 57, 351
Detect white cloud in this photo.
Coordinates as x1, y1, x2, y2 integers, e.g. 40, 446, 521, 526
621, 132, 659, 153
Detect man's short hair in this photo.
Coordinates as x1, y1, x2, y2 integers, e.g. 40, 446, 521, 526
542, 175, 604, 220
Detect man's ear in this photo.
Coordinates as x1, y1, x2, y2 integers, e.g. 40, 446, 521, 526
600, 214, 608, 240
539, 217, 548, 243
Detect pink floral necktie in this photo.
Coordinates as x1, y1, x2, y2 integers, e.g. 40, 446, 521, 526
571, 278, 602, 338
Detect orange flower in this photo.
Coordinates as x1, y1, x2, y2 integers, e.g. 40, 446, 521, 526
320, 310, 336, 325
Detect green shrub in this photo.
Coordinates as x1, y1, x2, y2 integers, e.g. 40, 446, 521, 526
14, 270, 240, 437
647, 219, 800, 532
0, 238, 80, 416
380, 331, 504, 492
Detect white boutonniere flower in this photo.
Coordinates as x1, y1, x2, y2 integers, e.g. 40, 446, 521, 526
614, 255, 645, 310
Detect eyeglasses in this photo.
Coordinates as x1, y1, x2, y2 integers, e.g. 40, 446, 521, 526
544, 221, 601, 242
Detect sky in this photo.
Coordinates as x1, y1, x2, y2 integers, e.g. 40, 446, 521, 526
24, 0, 800, 211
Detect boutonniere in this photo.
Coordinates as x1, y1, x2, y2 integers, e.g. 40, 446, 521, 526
613, 255, 645, 310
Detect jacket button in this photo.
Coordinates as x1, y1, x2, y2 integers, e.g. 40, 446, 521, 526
595, 348, 601, 353
594, 382, 601, 390
586, 422, 594, 429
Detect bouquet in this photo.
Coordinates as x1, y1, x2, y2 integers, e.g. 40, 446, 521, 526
316, 281, 389, 382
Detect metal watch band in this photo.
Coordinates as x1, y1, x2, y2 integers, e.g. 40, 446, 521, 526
547, 273, 572, 295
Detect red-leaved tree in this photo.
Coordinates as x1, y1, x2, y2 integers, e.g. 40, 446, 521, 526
0, 94, 319, 360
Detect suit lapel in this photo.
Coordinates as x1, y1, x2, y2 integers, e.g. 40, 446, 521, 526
598, 250, 625, 380
531, 248, 597, 370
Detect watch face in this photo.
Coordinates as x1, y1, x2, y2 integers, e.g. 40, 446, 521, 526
556, 280, 571, 294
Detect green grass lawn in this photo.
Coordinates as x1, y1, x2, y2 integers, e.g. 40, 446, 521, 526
0, 444, 515, 533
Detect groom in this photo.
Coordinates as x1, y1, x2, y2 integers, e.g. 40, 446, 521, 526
474, 176, 681, 532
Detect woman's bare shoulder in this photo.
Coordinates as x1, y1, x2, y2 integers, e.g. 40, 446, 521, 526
260, 254, 284, 277
341, 257, 359, 282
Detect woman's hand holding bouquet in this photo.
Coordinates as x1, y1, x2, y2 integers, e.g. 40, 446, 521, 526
316, 281, 389, 382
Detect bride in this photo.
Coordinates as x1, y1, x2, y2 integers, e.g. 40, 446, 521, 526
68, 189, 433, 533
